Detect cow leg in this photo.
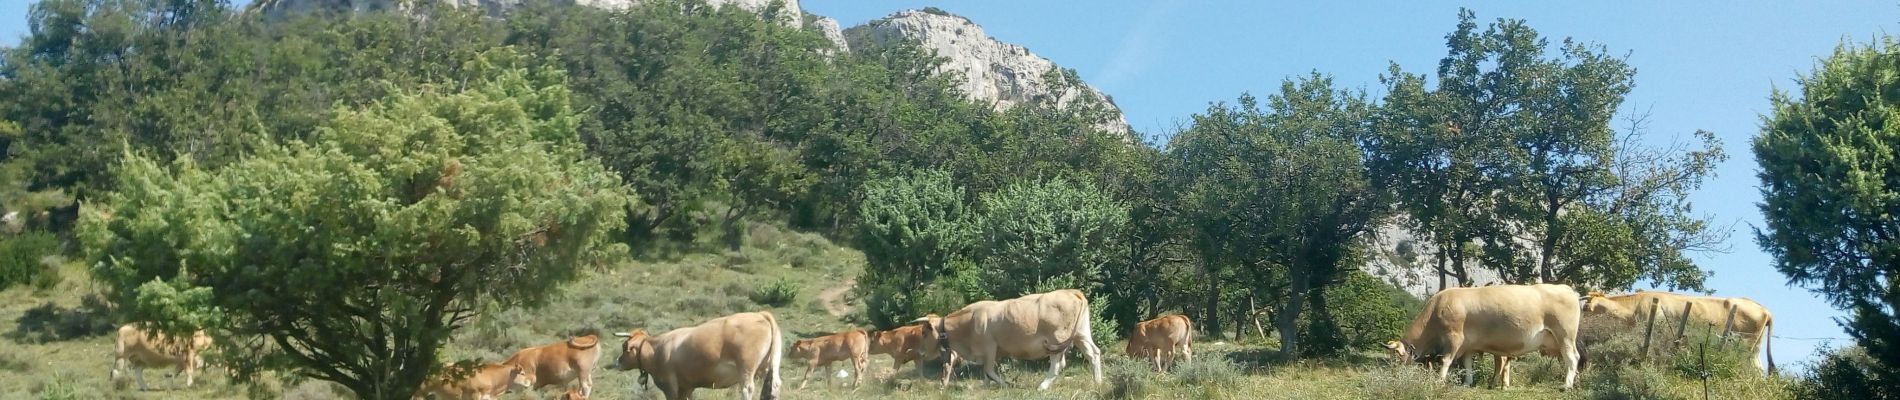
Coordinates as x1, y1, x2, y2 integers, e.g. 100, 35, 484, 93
853, 355, 867, 388
1180, 341, 1194, 366
741, 368, 758, 400
799, 361, 816, 389
1039, 349, 1067, 390
1493, 355, 1510, 389
1078, 324, 1104, 385
1561, 338, 1580, 390
939, 352, 958, 387
135, 366, 148, 391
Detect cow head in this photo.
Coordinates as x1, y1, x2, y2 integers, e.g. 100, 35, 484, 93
612, 330, 651, 375
1581, 292, 1636, 324
788, 338, 820, 360
911, 314, 949, 356
507, 365, 533, 392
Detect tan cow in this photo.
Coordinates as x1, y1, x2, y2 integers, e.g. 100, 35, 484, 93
612, 311, 784, 400
503, 335, 603, 398
868, 324, 940, 377
915, 288, 1104, 390
1394, 284, 1582, 389
1583, 291, 1776, 373
1124, 315, 1193, 372
414, 362, 530, 400
112, 323, 214, 390
788, 328, 869, 388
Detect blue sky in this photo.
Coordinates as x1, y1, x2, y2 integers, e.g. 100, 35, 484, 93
2, 0, 1896, 370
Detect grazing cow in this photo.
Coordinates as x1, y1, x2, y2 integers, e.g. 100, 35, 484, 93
504, 335, 603, 397
112, 323, 214, 390
788, 328, 869, 388
1583, 291, 1776, 373
915, 288, 1104, 390
612, 311, 784, 400
1124, 315, 1194, 372
1393, 284, 1582, 389
868, 324, 940, 377
414, 362, 530, 400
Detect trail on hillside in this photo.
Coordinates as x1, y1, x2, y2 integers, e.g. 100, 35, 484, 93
819, 277, 856, 318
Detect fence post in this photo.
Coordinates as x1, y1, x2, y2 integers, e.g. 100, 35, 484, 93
1718, 303, 1740, 351
1641, 297, 1661, 356
1673, 302, 1696, 350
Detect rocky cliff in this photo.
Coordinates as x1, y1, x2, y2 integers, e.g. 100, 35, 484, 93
844, 9, 1131, 137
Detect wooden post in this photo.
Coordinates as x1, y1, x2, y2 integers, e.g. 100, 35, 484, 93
1672, 302, 1696, 351
1641, 297, 1661, 356
1718, 304, 1740, 351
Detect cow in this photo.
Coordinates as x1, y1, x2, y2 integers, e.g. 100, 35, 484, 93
788, 328, 869, 388
1124, 315, 1193, 372
559, 389, 587, 400
413, 362, 530, 400
868, 324, 940, 378
112, 323, 214, 390
914, 288, 1104, 390
612, 311, 784, 400
1583, 291, 1776, 374
503, 335, 603, 398
1392, 284, 1582, 390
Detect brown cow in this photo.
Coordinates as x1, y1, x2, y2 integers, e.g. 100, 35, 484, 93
916, 288, 1104, 390
413, 362, 530, 400
112, 323, 214, 390
612, 311, 784, 400
868, 324, 940, 378
788, 329, 869, 388
1124, 315, 1193, 372
559, 389, 586, 400
503, 335, 603, 397
1394, 284, 1581, 389
1583, 291, 1776, 373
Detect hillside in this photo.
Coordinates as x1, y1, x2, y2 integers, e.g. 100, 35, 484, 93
1, 223, 1795, 399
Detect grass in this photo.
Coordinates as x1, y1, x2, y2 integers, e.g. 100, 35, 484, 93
0, 223, 1804, 399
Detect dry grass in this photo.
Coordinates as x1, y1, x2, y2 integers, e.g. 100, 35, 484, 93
0, 224, 1803, 399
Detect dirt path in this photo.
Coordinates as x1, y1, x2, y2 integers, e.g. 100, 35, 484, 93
818, 277, 856, 318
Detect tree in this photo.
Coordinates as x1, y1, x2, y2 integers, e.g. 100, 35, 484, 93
78, 58, 633, 400
1169, 74, 1386, 359
975, 177, 1129, 299
854, 169, 977, 328
1755, 37, 1900, 390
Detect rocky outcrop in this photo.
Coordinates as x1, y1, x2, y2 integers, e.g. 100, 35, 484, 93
806, 14, 849, 53
844, 9, 1131, 137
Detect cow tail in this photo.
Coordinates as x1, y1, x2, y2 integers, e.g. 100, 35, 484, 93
1183, 316, 1195, 354
763, 312, 783, 400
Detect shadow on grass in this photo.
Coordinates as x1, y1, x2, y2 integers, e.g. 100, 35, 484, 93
8, 294, 114, 344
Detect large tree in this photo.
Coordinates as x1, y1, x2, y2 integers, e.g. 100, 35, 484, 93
853, 169, 977, 328
1169, 74, 1386, 359
1755, 37, 1900, 389
79, 59, 633, 400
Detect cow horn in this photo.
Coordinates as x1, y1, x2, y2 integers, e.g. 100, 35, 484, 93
614, 332, 632, 337
910, 317, 930, 323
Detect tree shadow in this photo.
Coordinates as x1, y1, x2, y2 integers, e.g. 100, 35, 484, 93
8, 294, 115, 343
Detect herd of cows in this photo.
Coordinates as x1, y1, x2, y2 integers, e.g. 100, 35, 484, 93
106, 286, 1774, 399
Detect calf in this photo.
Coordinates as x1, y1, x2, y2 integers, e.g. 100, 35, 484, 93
788, 328, 869, 388
504, 335, 603, 397
112, 323, 214, 390
1124, 315, 1193, 372
414, 362, 529, 400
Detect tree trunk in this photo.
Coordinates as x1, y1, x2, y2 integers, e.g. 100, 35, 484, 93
1275, 262, 1310, 360
1203, 264, 1222, 338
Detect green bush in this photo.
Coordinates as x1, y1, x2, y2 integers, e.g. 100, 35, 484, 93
1359, 364, 1451, 400
1582, 363, 1680, 400
1172, 357, 1240, 388
1311, 271, 1421, 355
751, 279, 801, 307
0, 231, 59, 290
1791, 346, 1896, 400
1100, 357, 1156, 400
1667, 335, 1754, 380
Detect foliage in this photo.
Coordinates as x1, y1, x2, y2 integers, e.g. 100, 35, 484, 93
1315, 271, 1422, 353
1358, 364, 1452, 400
1581, 363, 1679, 400
854, 169, 978, 328
1755, 36, 1900, 386
0, 231, 59, 290
1167, 74, 1384, 358
1100, 357, 1156, 400
751, 278, 801, 307
976, 178, 1129, 298
1792, 346, 1898, 400
78, 59, 632, 400
1171, 357, 1242, 388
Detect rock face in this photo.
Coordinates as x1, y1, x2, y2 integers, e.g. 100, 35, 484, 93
844, 9, 1131, 137
806, 15, 849, 53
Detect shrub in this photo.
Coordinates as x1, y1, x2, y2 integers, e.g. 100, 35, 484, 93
1582, 363, 1680, 400
751, 279, 800, 307
1359, 364, 1451, 400
1100, 357, 1155, 400
1792, 345, 1897, 400
1667, 335, 1754, 380
0, 231, 59, 290
1310, 271, 1421, 355
1172, 357, 1240, 388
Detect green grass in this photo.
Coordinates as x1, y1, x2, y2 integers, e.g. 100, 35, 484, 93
0, 223, 1803, 399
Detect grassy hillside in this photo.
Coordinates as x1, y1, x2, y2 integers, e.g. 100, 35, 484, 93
0, 224, 1799, 399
